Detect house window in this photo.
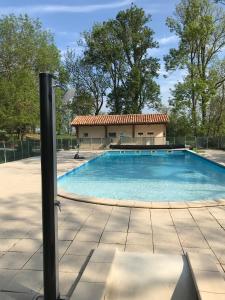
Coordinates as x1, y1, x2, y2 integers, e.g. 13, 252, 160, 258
147, 132, 154, 135
83, 133, 88, 137
108, 132, 116, 138
138, 132, 143, 136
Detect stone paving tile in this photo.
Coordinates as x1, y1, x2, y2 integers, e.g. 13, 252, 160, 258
199, 292, 225, 300
85, 215, 109, 224
176, 227, 209, 248
97, 243, 124, 251
111, 207, 130, 216
172, 218, 197, 227
196, 219, 222, 229
0, 252, 32, 269
9, 239, 42, 253
58, 220, 83, 231
59, 254, 87, 273
38, 240, 71, 256
0, 229, 30, 239
151, 209, 174, 226
75, 229, 102, 243
70, 282, 105, 300
80, 262, 112, 283
216, 219, 225, 229
212, 247, 225, 265
0, 292, 36, 300
125, 244, 153, 253
130, 208, 150, 220
208, 207, 225, 219
221, 264, 225, 273
81, 224, 106, 232
5, 270, 43, 294
59, 272, 79, 297
100, 231, 127, 244
154, 243, 183, 255
152, 225, 177, 234
183, 247, 214, 256
170, 209, 193, 219
90, 249, 116, 263
126, 233, 152, 246
25, 227, 42, 240
23, 253, 43, 271
0, 270, 18, 290
66, 241, 98, 256
153, 231, 180, 245
193, 269, 225, 294
0, 239, 19, 252
128, 224, 151, 234
58, 229, 78, 241
188, 252, 219, 272
104, 221, 128, 233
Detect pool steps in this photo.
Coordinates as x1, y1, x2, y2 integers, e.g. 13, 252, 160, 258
71, 249, 225, 299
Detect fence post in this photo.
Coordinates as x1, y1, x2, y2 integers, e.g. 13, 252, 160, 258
206, 137, 209, 149
13, 137, 16, 161
28, 140, 30, 157
3, 141, 7, 163
21, 140, 23, 159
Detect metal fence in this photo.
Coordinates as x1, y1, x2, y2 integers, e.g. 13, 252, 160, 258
77, 136, 225, 150
0, 137, 78, 164
1, 135, 225, 164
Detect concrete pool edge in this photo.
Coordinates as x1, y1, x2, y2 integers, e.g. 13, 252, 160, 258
58, 190, 225, 209
58, 149, 225, 209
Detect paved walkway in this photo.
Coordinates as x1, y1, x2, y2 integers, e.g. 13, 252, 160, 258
201, 149, 225, 166
0, 150, 225, 299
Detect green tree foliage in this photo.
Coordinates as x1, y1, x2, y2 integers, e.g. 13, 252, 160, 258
70, 91, 95, 116
65, 50, 110, 115
165, 0, 225, 135
0, 14, 60, 138
82, 5, 160, 114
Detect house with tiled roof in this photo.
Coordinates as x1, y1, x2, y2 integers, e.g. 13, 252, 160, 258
71, 114, 169, 147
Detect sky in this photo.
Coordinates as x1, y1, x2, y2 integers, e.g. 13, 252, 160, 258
0, 0, 185, 109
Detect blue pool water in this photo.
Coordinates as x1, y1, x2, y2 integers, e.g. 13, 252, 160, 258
58, 150, 225, 202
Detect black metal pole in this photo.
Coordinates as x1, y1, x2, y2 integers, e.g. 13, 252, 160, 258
39, 73, 60, 300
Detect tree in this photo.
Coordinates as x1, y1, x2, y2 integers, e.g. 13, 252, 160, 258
70, 91, 95, 116
65, 50, 110, 115
165, 0, 225, 135
0, 14, 60, 138
83, 5, 160, 114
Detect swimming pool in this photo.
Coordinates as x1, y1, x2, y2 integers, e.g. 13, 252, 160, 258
58, 150, 225, 202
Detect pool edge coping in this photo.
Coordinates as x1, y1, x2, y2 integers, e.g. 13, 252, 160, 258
58, 149, 225, 209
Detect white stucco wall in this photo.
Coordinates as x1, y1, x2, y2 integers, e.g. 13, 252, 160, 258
76, 124, 167, 145
78, 126, 105, 138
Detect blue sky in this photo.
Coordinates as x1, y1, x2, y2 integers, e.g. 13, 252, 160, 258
0, 0, 185, 108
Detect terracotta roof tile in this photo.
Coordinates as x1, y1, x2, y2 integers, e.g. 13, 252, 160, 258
71, 114, 169, 126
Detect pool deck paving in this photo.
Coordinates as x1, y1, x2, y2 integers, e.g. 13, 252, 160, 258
0, 149, 225, 299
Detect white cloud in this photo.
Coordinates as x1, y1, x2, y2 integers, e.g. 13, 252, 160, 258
0, 0, 133, 15
158, 35, 178, 46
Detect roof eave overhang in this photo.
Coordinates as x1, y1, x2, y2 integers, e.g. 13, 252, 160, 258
71, 121, 168, 127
